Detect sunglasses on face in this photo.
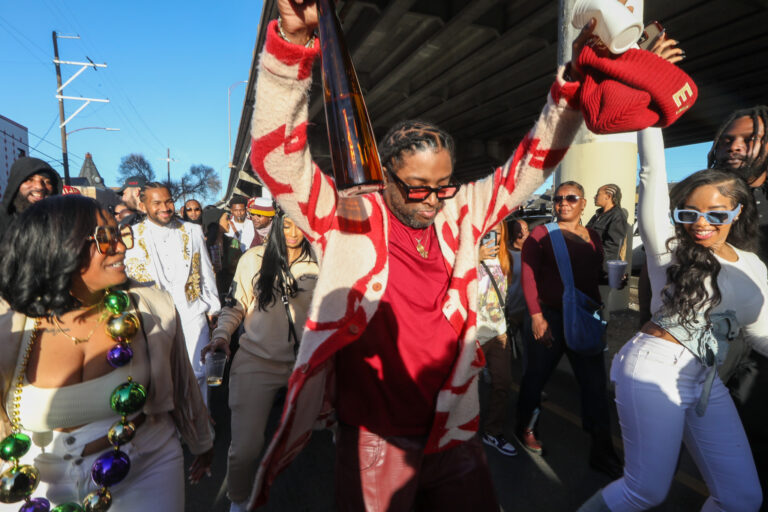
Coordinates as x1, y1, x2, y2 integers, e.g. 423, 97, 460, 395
387, 170, 460, 201
672, 204, 742, 225
185, 207, 201, 212
88, 225, 134, 255
553, 194, 582, 204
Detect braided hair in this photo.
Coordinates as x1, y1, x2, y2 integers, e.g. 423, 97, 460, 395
600, 183, 622, 209
379, 120, 455, 174
707, 105, 768, 183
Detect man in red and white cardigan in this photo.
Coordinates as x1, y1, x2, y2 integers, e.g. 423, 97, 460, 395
244, 2, 593, 510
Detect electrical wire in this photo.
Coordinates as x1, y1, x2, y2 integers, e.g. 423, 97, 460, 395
31, 114, 60, 151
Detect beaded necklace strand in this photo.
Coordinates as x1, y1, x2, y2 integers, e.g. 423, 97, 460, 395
0, 289, 147, 512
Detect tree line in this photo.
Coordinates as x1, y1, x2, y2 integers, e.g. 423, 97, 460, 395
117, 153, 222, 203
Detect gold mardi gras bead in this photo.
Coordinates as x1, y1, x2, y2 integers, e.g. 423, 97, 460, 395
107, 420, 136, 447
83, 488, 112, 511
0, 464, 39, 503
105, 313, 139, 340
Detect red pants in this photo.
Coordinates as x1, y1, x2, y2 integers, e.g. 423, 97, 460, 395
335, 424, 500, 511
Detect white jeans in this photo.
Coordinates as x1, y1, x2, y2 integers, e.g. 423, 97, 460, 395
0, 414, 184, 511
602, 333, 761, 511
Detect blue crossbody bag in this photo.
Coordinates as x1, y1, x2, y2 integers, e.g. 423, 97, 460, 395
545, 223, 606, 354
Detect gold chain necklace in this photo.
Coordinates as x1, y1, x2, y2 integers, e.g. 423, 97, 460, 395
51, 314, 102, 345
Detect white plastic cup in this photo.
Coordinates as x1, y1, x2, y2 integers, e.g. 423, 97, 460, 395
607, 260, 628, 289
205, 352, 227, 387
571, 0, 643, 54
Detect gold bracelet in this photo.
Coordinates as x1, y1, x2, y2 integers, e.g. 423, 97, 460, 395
277, 16, 317, 48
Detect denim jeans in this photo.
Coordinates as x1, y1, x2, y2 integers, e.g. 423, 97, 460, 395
516, 305, 611, 434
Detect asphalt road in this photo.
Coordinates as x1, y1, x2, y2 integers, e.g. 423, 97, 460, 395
184, 300, 710, 511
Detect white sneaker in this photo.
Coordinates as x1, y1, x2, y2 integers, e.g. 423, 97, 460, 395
481, 432, 518, 456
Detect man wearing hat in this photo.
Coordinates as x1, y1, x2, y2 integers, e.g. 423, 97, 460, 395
117, 175, 148, 226
247, 196, 275, 248
0, 157, 62, 240
118, 175, 148, 211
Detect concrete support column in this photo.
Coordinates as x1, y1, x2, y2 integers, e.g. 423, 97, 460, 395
556, 0, 642, 312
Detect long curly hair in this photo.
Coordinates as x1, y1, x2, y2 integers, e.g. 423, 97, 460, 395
661, 169, 758, 329
254, 213, 314, 311
0, 195, 103, 317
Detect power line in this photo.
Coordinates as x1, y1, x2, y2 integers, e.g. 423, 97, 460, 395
0, 16, 51, 67
40, 0, 169, 156
1, 129, 82, 169
31, 114, 60, 151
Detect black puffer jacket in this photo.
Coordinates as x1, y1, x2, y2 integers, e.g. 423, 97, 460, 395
0, 158, 62, 240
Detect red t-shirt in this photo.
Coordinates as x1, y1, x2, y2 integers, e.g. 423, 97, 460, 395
335, 208, 460, 436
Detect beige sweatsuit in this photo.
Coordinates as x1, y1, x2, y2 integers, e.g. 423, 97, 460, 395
211, 245, 318, 503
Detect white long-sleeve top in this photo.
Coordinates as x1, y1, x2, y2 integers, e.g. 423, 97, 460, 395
638, 128, 768, 356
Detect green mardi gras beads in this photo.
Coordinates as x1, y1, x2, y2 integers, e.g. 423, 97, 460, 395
103, 290, 130, 316
52, 503, 85, 512
0, 433, 31, 462
105, 313, 139, 341
0, 464, 39, 503
109, 382, 147, 416
82, 488, 112, 512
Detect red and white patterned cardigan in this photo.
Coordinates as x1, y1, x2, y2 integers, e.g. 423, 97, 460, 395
247, 20, 582, 507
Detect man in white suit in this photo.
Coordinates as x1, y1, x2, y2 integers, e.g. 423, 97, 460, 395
124, 182, 220, 403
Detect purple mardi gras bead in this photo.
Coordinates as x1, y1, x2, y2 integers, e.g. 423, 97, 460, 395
106, 343, 133, 368
20, 497, 51, 512
91, 450, 130, 488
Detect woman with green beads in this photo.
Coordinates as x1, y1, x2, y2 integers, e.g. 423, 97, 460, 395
0, 195, 213, 511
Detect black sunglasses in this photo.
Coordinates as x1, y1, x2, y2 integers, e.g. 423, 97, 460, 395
387, 170, 460, 201
185, 207, 202, 212
553, 194, 582, 204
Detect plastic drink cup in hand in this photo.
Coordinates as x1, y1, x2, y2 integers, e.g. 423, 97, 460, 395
571, 0, 643, 54
205, 352, 227, 387
607, 260, 628, 289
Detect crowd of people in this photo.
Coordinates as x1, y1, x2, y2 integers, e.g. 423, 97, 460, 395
0, 2, 766, 511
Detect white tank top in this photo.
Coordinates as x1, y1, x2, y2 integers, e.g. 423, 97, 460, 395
11, 318, 150, 432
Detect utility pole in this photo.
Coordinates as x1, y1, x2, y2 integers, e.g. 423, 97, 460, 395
159, 149, 176, 183
51, 32, 110, 186
52, 31, 70, 185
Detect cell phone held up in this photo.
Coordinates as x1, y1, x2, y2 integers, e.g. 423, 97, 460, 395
638, 21, 664, 51
481, 230, 498, 247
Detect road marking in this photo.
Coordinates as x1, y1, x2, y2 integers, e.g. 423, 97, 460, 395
508, 382, 709, 497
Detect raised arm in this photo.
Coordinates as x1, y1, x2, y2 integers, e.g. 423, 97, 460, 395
454, 22, 602, 240
249, 5, 337, 246
637, 127, 675, 260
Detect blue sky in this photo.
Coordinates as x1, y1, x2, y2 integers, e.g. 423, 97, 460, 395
2, 1, 708, 204
1, 1, 263, 203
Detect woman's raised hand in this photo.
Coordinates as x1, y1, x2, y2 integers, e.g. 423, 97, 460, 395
650, 34, 685, 64
277, 0, 318, 45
